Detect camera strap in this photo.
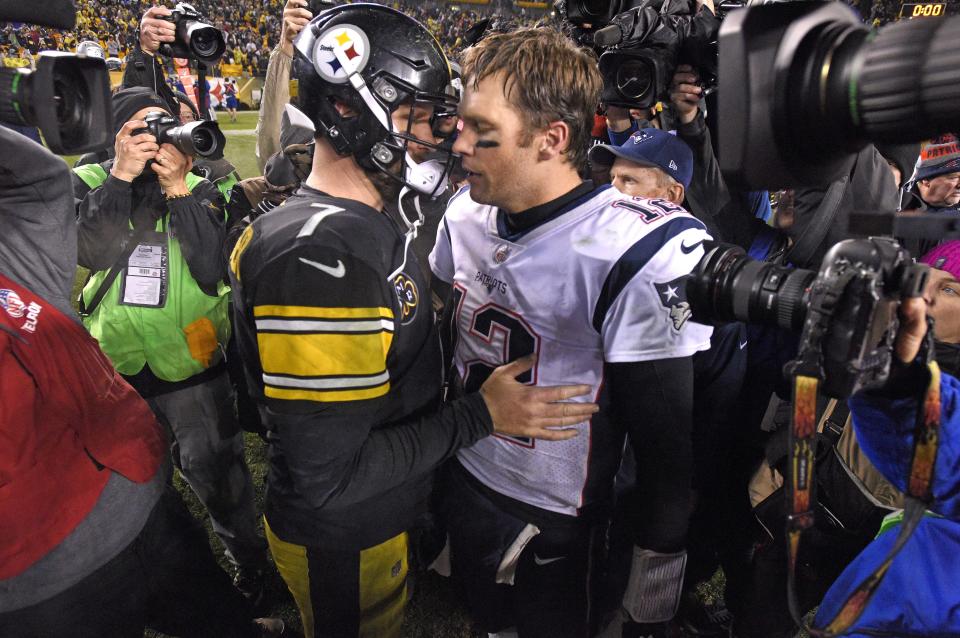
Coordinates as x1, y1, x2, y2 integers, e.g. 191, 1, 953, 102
783, 173, 850, 268
78, 217, 157, 318
787, 322, 942, 637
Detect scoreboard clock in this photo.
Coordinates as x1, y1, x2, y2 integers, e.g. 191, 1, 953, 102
899, 2, 947, 18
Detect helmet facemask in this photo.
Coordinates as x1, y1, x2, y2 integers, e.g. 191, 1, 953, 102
293, 10, 459, 200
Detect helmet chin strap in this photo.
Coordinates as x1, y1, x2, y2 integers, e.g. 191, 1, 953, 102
404, 152, 449, 198
386, 184, 424, 282
386, 152, 452, 281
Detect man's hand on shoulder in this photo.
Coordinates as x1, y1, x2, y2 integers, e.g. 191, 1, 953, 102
479, 355, 598, 441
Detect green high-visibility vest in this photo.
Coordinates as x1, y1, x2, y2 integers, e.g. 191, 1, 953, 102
74, 164, 231, 381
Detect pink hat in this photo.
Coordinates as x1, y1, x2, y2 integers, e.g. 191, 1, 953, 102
921, 241, 960, 281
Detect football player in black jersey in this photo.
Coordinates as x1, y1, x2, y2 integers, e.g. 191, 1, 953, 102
227, 5, 599, 637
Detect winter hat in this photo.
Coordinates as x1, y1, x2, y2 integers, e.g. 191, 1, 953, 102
910, 134, 960, 183
111, 87, 170, 137
921, 241, 960, 281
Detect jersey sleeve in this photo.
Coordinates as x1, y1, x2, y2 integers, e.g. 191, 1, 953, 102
429, 215, 455, 284
596, 213, 714, 363
252, 242, 395, 406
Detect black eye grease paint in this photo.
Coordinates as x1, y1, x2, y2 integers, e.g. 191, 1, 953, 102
475, 140, 500, 148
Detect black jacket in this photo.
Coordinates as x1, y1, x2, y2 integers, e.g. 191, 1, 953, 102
73, 162, 227, 291
122, 45, 179, 114
676, 110, 768, 250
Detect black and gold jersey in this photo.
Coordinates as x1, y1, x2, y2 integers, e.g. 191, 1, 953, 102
229, 185, 492, 549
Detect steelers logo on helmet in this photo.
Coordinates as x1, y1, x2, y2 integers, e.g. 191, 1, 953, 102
312, 24, 371, 85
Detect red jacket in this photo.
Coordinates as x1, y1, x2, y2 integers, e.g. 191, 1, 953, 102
0, 274, 165, 579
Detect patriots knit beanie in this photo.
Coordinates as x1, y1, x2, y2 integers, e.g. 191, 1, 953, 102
909, 134, 960, 182
921, 241, 960, 281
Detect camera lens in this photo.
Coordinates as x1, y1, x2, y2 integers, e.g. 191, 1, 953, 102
53, 76, 78, 125
615, 58, 653, 102
168, 120, 225, 159
687, 243, 816, 331
52, 64, 97, 151
186, 23, 226, 63
190, 127, 215, 156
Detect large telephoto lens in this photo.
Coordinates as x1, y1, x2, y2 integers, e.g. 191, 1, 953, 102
719, 2, 960, 188
0, 53, 112, 154
687, 243, 816, 331
164, 120, 225, 159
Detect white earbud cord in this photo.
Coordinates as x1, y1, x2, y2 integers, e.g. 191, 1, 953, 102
387, 186, 424, 282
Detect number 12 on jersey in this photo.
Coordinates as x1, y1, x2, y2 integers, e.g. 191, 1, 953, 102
451, 284, 541, 447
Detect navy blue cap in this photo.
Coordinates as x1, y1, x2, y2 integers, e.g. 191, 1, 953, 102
589, 128, 693, 189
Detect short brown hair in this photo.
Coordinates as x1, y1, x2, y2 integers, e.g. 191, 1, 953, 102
460, 27, 601, 172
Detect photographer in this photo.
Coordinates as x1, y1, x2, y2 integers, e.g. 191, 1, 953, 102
669, 64, 771, 250
812, 243, 960, 636
0, 115, 279, 638
899, 136, 960, 237
123, 5, 180, 114
124, 6, 239, 202
255, 0, 313, 173
73, 87, 269, 604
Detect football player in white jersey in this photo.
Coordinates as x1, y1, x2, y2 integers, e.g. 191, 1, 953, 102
429, 28, 713, 638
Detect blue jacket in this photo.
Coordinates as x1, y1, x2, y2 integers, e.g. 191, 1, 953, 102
813, 371, 960, 636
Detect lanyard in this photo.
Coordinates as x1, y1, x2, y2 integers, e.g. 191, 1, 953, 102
787, 331, 941, 636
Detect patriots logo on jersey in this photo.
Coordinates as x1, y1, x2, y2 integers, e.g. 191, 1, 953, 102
654, 276, 692, 332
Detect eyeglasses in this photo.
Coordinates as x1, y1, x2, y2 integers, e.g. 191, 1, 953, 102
931, 173, 960, 184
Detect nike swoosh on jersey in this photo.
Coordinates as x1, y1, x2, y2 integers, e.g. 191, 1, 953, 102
680, 239, 704, 254
533, 555, 566, 566
739, 340, 748, 350
299, 257, 346, 278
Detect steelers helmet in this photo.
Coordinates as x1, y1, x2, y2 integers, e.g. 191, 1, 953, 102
293, 3, 457, 192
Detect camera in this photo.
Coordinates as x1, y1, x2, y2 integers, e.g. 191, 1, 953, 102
584, 0, 723, 110
719, 1, 960, 189
135, 111, 226, 160
0, 51, 112, 154
688, 237, 928, 398
158, 2, 226, 64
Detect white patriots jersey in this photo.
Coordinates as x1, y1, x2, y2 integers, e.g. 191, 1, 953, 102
430, 185, 713, 516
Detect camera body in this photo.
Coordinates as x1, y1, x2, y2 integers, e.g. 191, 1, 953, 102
158, 2, 226, 64
689, 237, 928, 398
585, 0, 722, 109
136, 111, 226, 160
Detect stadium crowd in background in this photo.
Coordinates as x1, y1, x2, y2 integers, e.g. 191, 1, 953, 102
0, 0, 545, 73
